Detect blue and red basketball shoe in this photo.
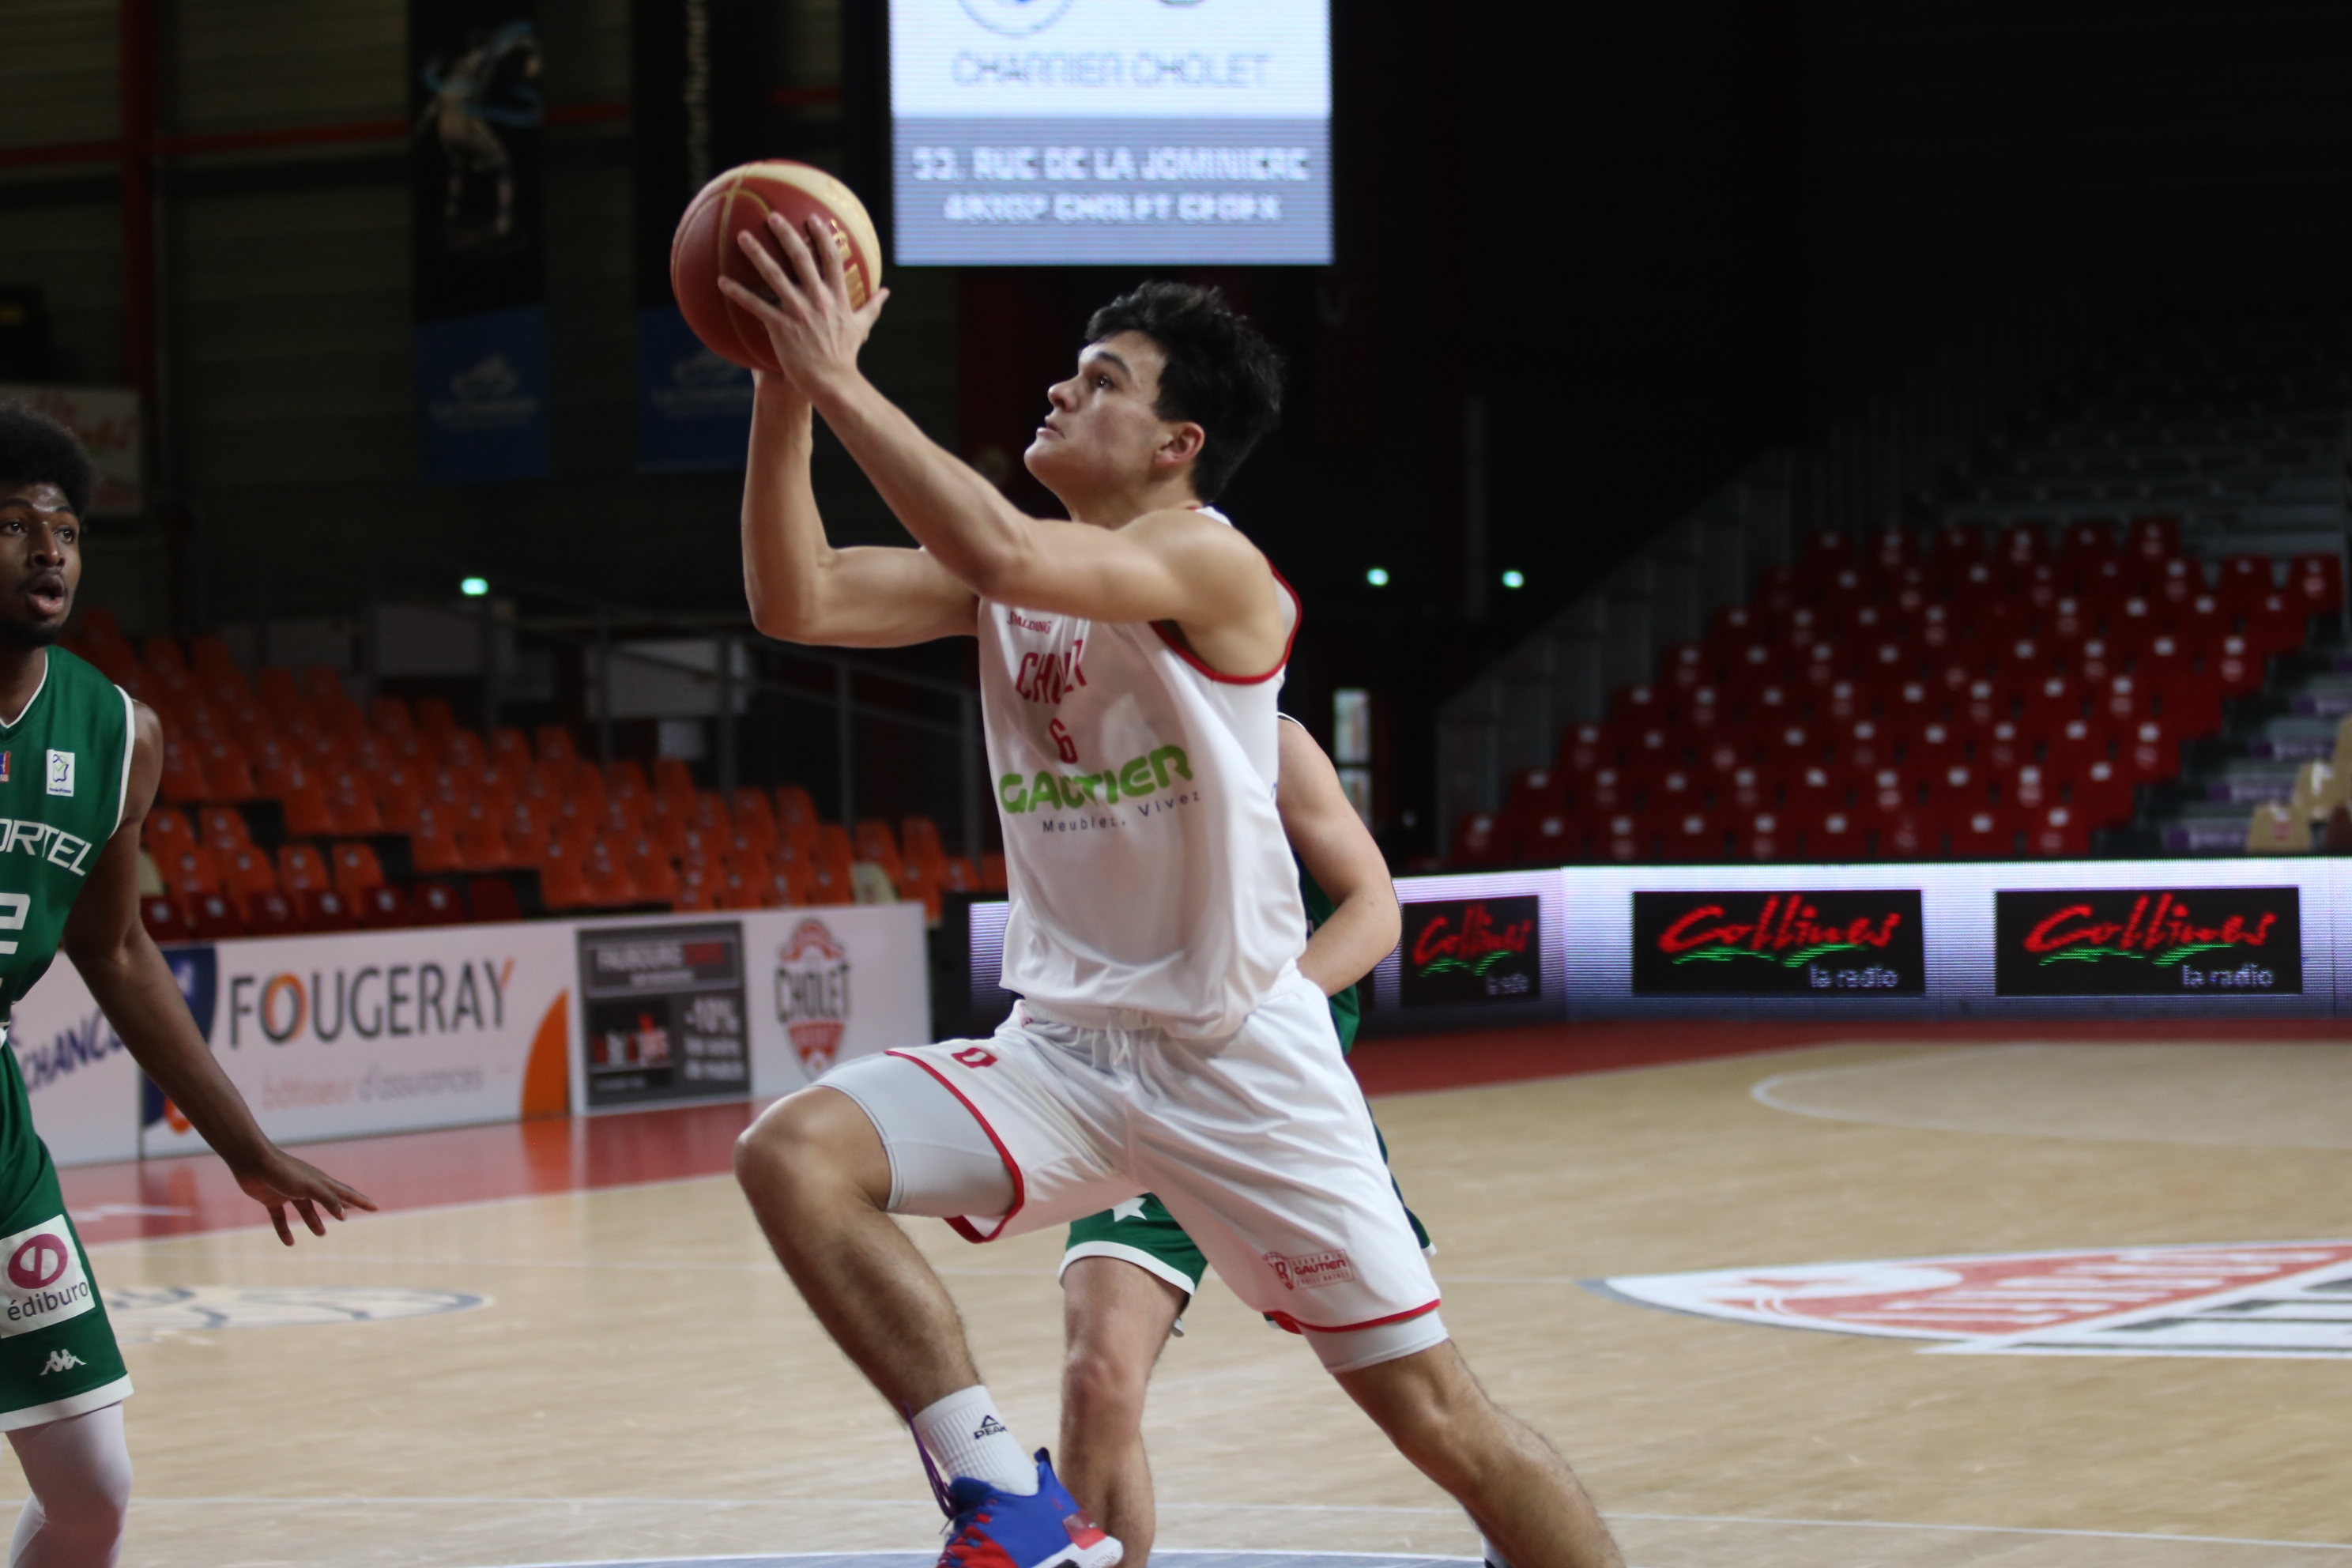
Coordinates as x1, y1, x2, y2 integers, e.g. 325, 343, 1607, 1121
936, 1450, 1121, 1568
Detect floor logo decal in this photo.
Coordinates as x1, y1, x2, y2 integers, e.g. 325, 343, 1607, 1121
481, 1555, 1468, 1568
104, 1286, 488, 1344
1592, 1241, 2352, 1357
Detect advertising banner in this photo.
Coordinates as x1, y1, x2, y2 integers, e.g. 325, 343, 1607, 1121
0, 386, 139, 515
1631, 891, 1926, 997
1993, 887, 2302, 997
888, 0, 1333, 265
573, 920, 752, 1110
5, 958, 141, 1167
138, 922, 574, 1157
631, 0, 769, 471
742, 903, 933, 1099
410, 0, 549, 482
565, 903, 931, 1111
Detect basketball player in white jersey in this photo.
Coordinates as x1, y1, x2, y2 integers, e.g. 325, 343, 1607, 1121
720, 215, 1622, 1568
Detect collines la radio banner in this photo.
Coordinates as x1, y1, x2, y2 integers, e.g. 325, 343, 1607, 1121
1396, 895, 1542, 1008
1631, 890, 1925, 996
1994, 887, 2302, 997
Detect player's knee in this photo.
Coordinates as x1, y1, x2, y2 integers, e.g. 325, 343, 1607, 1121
735, 1087, 884, 1207
1059, 1339, 1151, 1438
28, 1460, 130, 1552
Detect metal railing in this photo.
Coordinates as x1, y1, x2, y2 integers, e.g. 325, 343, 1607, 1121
183, 542, 990, 861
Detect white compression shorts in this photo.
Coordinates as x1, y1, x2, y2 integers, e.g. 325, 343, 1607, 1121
815, 967, 1447, 1375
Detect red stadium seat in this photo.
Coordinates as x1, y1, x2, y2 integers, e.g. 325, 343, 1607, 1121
1808, 808, 1864, 861
2124, 718, 2180, 786
1738, 811, 1790, 862
139, 895, 190, 944
1659, 812, 1723, 863
1453, 813, 1504, 862
2070, 758, 2134, 828
298, 888, 358, 933
2214, 634, 2264, 699
2127, 515, 2180, 563
1951, 805, 2018, 858
1838, 716, 1893, 774
243, 889, 303, 938
186, 891, 244, 940
1974, 718, 2028, 775
2291, 553, 2343, 616
2026, 803, 2091, 857
466, 876, 522, 923
410, 880, 469, 926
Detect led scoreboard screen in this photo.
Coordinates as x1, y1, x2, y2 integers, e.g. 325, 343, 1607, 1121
889, 0, 1332, 266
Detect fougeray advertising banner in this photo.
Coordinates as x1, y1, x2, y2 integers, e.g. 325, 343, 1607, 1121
410, 0, 549, 482
1632, 891, 1927, 997
1995, 888, 2302, 997
138, 922, 575, 1158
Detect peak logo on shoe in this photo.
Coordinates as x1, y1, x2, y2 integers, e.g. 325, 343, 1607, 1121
0, 1217, 92, 1338
972, 1414, 1009, 1440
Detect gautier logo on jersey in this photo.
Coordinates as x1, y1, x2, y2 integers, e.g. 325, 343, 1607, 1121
1994, 887, 2301, 996
998, 744, 1192, 813
775, 918, 851, 1076
1631, 891, 1925, 997
0, 1216, 94, 1339
1397, 896, 1541, 1008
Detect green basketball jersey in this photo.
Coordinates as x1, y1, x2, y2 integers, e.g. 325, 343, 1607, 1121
0, 649, 135, 1427
0, 650, 132, 1041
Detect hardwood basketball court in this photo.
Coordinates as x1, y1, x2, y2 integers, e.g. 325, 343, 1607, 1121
23, 1021, 2352, 1568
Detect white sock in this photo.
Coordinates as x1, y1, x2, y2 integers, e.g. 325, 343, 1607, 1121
911, 1386, 1037, 1495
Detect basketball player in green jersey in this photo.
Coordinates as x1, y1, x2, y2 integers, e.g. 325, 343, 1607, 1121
0, 404, 373, 1567
1059, 715, 1498, 1568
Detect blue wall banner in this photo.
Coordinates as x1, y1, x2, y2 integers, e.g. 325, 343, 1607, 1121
410, 0, 548, 483
633, 304, 754, 472
631, 0, 773, 472
415, 307, 550, 483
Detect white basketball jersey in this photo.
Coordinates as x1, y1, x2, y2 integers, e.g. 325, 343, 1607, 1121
978, 508, 1308, 1040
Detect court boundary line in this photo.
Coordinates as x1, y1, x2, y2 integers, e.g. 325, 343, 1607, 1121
1750, 1041, 2352, 1148
116, 1495, 2352, 1549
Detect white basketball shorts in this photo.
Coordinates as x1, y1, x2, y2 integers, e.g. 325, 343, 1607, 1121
816, 967, 1446, 1374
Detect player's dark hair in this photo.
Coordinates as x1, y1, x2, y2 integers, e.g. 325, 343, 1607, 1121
0, 402, 94, 518
1085, 282, 1281, 502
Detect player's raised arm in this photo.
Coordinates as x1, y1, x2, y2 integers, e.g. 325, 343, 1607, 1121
722, 215, 1287, 675
59, 703, 377, 1246
1276, 718, 1402, 996
741, 371, 978, 647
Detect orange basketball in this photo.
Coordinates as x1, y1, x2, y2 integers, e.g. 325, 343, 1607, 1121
669, 160, 884, 375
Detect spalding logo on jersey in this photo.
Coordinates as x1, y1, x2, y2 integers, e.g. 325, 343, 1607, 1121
0, 1216, 94, 1338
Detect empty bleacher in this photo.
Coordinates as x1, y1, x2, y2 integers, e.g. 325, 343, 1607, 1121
1453, 519, 2342, 864
70, 613, 1006, 940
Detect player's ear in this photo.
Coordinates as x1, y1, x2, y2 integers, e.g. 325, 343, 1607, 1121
1154, 421, 1206, 474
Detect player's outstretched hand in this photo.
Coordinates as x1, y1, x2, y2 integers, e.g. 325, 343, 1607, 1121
234, 1148, 379, 1247
719, 211, 890, 397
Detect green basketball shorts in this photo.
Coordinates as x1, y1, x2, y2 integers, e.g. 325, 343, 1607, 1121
0, 1152, 130, 1430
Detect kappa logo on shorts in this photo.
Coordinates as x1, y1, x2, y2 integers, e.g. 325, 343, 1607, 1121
1594, 1241, 2352, 1359
37, 1350, 83, 1376
952, 1046, 997, 1069
0, 1217, 93, 1339
1263, 1249, 1355, 1291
